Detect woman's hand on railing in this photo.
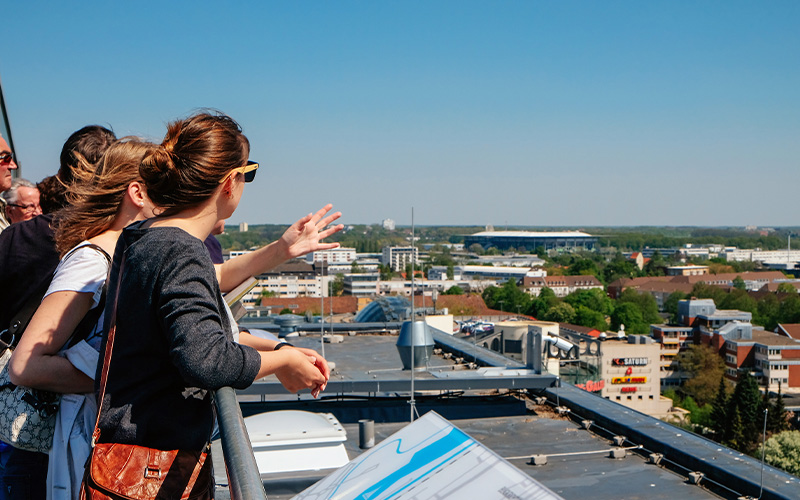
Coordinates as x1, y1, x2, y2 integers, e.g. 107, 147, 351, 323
294, 347, 330, 397
272, 348, 329, 397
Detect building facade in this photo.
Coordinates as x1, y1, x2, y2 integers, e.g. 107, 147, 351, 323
381, 246, 419, 272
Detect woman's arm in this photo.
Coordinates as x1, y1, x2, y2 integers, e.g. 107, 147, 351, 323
254, 348, 328, 397
237, 333, 330, 396
215, 204, 343, 293
8, 291, 95, 393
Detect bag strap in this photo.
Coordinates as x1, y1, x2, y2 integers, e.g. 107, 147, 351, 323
64, 244, 111, 349
91, 249, 125, 447
0, 243, 112, 352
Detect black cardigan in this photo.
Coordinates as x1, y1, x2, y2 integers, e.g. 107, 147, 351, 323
97, 222, 261, 451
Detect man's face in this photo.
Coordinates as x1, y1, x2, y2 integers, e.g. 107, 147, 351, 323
0, 137, 19, 192
6, 186, 41, 223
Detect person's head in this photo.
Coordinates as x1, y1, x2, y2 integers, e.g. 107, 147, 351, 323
54, 138, 156, 256
37, 176, 65, 214
140, 112, 252, 219
2, 178, 41, 223
58, 125, 116, 185
0, 136, 19, 193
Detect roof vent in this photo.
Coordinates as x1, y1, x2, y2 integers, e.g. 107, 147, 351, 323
396, 320, 433, 370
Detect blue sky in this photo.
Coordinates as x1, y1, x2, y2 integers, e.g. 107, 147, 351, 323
2, 1, 798, 227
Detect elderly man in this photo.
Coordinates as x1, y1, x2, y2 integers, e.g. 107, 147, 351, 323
2, 178, 41, 224
0, 135, 19, 233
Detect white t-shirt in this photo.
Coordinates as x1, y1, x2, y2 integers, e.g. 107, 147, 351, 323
45, 242, 109, 353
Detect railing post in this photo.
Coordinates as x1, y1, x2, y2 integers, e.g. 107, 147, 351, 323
214, 386, 268, 500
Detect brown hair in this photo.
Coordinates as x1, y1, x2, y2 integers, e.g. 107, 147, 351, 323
140, 112, 249, 216
54, 138, 157, 256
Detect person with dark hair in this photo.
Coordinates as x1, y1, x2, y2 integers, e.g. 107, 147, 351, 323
0, 125, 116, 500
90, 113, 341, 495
35, 176, 65, 215
0, 135, 19, 234
9, 139, 157, 500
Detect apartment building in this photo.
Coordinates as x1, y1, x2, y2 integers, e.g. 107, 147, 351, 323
381, 246, 419, 272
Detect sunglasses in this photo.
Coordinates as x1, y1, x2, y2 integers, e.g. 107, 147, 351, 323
0, 152, 14, 165
220, 161, 259, 184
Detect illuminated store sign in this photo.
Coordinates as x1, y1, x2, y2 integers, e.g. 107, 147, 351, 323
611, 376, 647, 384
575, 380, 605, 392
612, 357, 648, 366
620, 387, 637, 393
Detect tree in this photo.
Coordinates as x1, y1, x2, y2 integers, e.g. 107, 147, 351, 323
768, 386, 789, 433
330, 273, 344, 297
564, 288, 613, 316
617, 288, 661, 325
719, 289, 757, 314
664, 291, 688, 322
732, 276, 746, 290
710, 376, 730, 438
678, 345, 726, 406
468, 243, 484, 255
350, 261, 363, 274
609, 302, 645, 334
603, 253, 640, 284
542, 302, 576, 324
567, 259, 600, 277
260, 289, 277, 298
779, 294, 800, 324
763, 431, 800, 476
529, 287, 559, 319
726, 372, 762, 453
279, 307, 293, 315
442, 285, 464, 295
379, 264, 395, 281
776, 282, 797, 294
756, 294, 781, 331
573, 305, 608, 331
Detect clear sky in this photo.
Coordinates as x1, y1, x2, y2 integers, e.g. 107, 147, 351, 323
2, 1, 798, 227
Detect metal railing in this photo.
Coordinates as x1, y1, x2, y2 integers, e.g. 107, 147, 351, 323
213, 386, 268, 500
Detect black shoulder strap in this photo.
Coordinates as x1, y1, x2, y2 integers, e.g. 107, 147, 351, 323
65, 243, 112, 348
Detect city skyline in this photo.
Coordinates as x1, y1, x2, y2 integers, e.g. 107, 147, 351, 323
2, 1, 799, 227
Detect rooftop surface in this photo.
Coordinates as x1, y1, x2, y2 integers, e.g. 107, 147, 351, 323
212, 330, 799, 500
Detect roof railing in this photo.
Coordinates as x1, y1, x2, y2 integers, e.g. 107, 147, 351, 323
213, 386, 267, 500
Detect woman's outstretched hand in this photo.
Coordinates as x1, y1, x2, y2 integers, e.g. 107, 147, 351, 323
278, 204, 343, 260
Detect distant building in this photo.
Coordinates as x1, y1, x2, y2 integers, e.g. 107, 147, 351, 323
522, 275, 603, 298
608, 271, 787, 299
381, 218, 395, 230
629, 252, 648, 270
239, 222, 248, 232
652, 298, 800, 392
722, 247, 800, 265
463, 231, 596, 252
343, 273, 380, 297
488, 321, 674, 417
306, 247, 357, 265
666, 265, 708, 276
382, 246, 419, 272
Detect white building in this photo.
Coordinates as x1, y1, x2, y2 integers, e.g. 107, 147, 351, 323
382, 246, 419, 272
722, 247, 800, 266
343, 273, 380, 297
306, 247, 357, 265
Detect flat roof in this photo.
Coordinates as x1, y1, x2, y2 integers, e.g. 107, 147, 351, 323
212, 327, 799, 500
470, 231, 594, 238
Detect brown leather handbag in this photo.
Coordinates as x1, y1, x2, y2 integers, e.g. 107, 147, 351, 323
80, 252, 213, 500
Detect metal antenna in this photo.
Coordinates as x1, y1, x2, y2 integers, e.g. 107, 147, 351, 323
410, 206, 417, 422
758, 408, 768, 500
319, 256, 325, 358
